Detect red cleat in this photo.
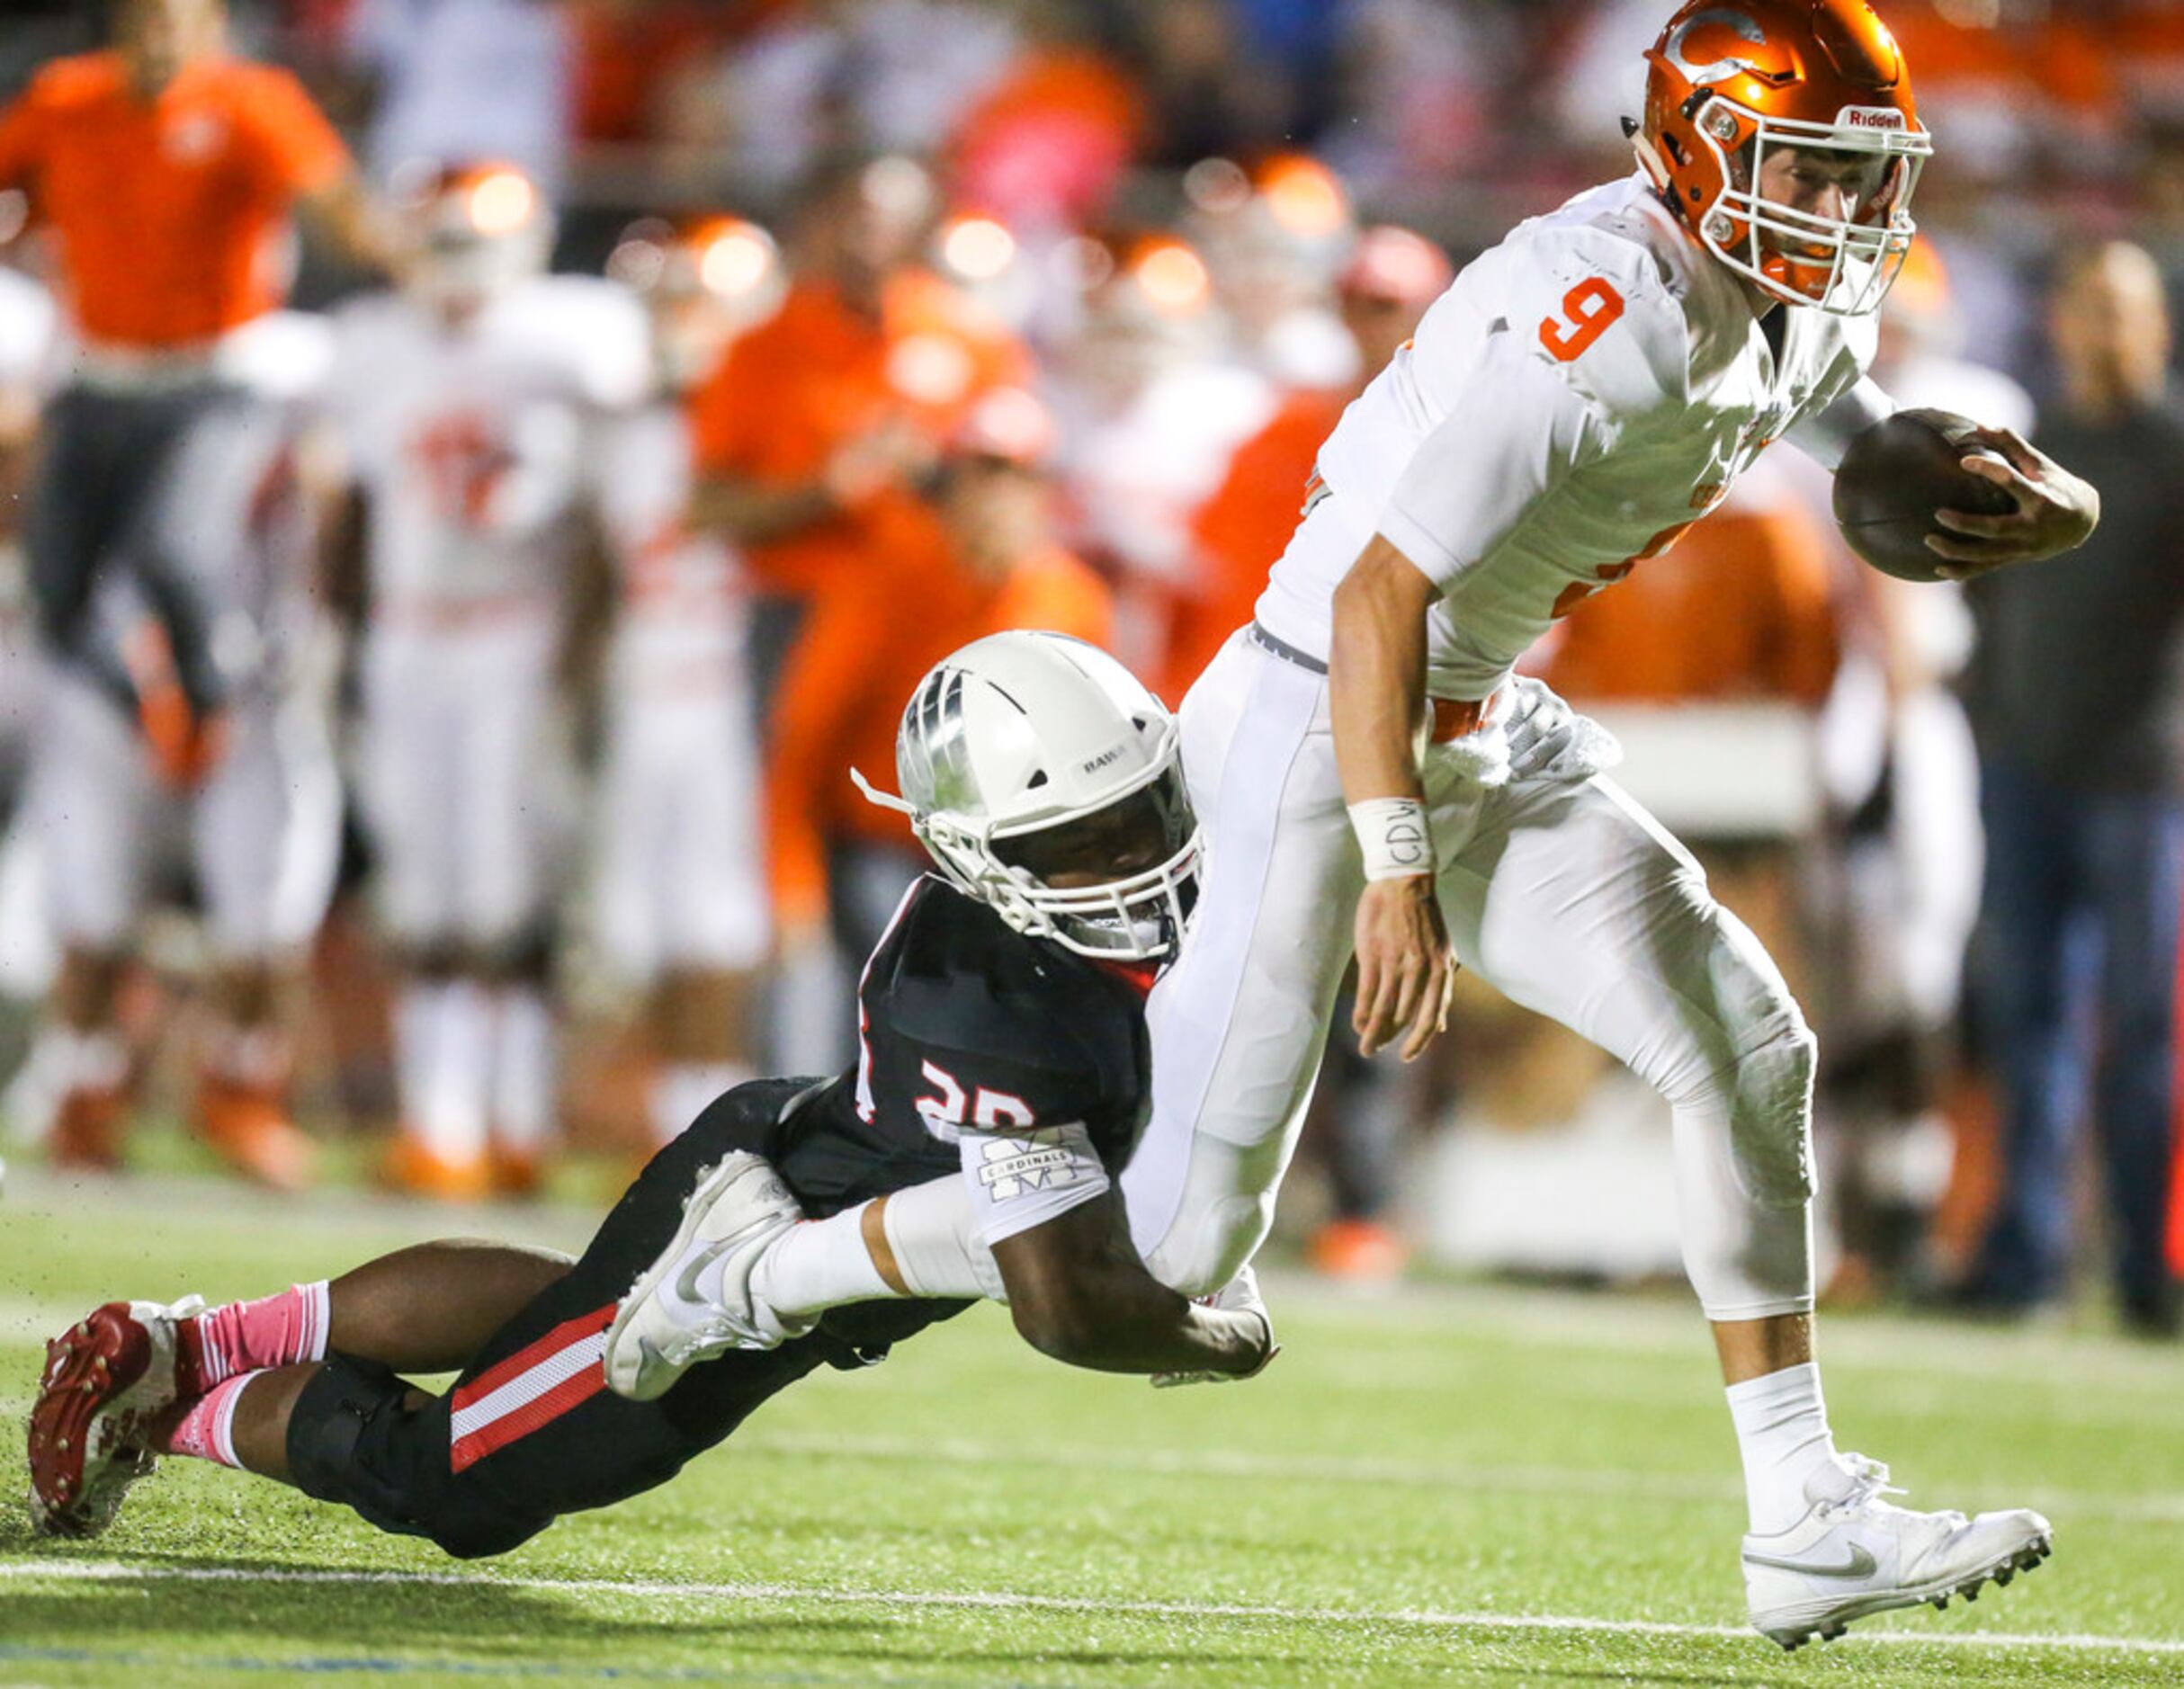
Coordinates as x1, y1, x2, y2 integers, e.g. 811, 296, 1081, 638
26, 1297, 202, 1537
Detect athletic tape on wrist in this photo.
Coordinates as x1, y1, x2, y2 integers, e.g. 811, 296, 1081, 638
1348, 797, 1435, 881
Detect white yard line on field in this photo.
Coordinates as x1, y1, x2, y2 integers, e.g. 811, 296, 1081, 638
729, 1428, 2184, 1527
0, 1559, 2178, 1660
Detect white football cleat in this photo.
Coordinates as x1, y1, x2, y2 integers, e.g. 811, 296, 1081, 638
604, 1151, 811, 1402
27, 1295, 206, 1537
1743, 1453, 2054, 1650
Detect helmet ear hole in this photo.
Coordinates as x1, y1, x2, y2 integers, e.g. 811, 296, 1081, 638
1026, 769, 1049, 790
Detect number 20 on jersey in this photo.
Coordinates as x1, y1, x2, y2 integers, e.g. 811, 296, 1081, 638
1540, 279, 1625, 363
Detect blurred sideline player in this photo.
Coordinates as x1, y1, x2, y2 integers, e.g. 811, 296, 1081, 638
16, 313, 341, 1187
686, 153, 1028, 671
1171, 221, 1453, 1282
320, 162, 649, 1199
1820, 241, 2027, 1287
1188, 153, 1361, 392
593, 215, 783, 1148
0, 0, 388, 1179
645, 1, 2099, 1649
27, 633, 1272, 1556
0, 252, 53, 853
766, 386, 1112, 1029
1168, 226, 1454, 720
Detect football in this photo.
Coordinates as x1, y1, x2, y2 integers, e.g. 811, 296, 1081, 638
1831, 408, 2021, 583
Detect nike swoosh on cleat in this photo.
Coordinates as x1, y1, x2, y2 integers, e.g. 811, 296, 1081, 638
1742, 1545, 1879, 1578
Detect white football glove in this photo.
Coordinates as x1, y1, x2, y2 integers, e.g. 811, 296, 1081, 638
1151, 1264, 1279, 1389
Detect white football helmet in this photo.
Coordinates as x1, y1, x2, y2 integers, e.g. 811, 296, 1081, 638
395, 161, 553, 313
854, 632, 1199, 962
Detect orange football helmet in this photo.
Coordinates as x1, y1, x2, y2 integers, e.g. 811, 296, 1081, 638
607, 214, 783, 389
1636, 1, 1932, 317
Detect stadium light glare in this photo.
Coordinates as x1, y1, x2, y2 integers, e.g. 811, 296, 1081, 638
943, 217, 1016, 282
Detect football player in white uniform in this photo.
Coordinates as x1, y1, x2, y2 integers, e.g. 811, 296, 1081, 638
614, 0, 2100, 1649
592, 216, 783, 1147
322, 162, 649, 1198
19, 310, 342, 1188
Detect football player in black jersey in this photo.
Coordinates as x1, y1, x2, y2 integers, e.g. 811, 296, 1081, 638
27, 632, 1275, 1555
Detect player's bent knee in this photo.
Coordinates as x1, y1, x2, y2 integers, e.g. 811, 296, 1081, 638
286, 1355, 550, 1561
1142, 1193, 1271, 1299
1723, 1014, 1818, 1211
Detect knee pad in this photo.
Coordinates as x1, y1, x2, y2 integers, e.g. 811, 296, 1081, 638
1141, 1193, 1272, 1299
287, 1355, 548, 1561
1723, 1014, 1818, 1211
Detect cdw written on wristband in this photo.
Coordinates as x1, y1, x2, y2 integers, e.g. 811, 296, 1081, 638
1348, 798, 1435, 881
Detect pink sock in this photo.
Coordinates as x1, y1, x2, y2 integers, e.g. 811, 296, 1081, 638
183, 1282, 331, 1391
163, 1371, 259, 1469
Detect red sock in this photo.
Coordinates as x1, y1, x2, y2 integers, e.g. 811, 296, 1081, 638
162, 1371, 260, 1469
180, 1282, 331, 1394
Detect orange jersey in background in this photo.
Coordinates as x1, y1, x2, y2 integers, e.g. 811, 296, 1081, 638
0, 52, 349, 351
1540, 500, 1839, 709
765, 516, 1113, 933
690, 272, 1028, 596
1167, 389, 1344, 704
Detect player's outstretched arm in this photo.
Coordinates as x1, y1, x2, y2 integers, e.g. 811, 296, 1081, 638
1924, 426, 2100, 578
1331, 534, 1456, 1062
993, 1193, 1275, 1380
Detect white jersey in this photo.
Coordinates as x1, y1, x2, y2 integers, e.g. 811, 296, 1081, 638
593, 401, 747, 704
1256, 174, 1881, 701
326, 276, 649, 622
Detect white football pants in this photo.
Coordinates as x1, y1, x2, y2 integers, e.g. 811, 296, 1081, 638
592, 689, 769, 984
361, 619, 568, 952
31, 666, 340, 960
1119, 630, 1817, 1321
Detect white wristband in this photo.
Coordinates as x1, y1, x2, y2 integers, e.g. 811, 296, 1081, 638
1348, 798, 1435, 881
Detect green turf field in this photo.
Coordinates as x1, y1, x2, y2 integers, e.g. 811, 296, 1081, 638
2, 1163, 2180, 1688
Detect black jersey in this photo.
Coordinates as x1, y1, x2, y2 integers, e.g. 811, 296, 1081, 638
768, 876, 1156, 1221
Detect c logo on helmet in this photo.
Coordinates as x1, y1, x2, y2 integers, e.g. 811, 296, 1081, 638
1664, 8, 1769, 87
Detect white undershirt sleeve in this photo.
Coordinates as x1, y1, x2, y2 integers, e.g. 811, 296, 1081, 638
1377, 336, 1616, 590
1786, 375, 1895, 471
957, 1121, 1111, 1249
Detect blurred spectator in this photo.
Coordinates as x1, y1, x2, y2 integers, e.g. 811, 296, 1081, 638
1957, 241, 2184, 1336
765, 386, 1110, 1056
342, 0, 575, 192
319, 163, 649, 1200
590, 215, 783, 1151
947, 9, 1142, 235
1814, 241, 2030, 1294
1117, 0, 1286, 167
1884, 3, 2118, 188
0, 0, 384, 1184
708, 0, 1023, 205
1321, 0, 1509, 206
1047, 232, 1272, 676
568, 1, 747, 150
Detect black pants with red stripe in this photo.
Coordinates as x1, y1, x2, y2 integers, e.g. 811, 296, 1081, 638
287, 1078, 965, 1559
